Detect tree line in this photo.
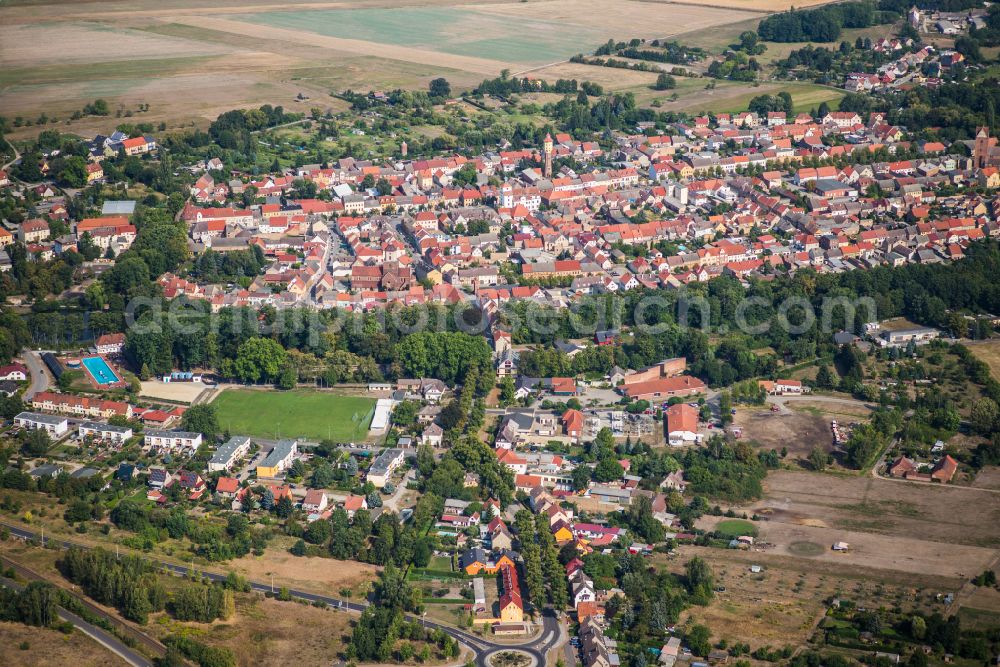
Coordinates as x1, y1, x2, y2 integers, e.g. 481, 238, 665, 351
58, 547, 233, 624
758, 1, 879, 42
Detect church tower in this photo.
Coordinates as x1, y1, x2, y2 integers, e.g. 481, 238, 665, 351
974, 126, 991, 169
543, 133, 553, 178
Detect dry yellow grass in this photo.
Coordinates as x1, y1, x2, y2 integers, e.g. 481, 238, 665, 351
0, 622, 127, 667
148, 595, 355, 667
657, 545, 955, 650
227, 548, 379, 597
969, 340, 1000, 382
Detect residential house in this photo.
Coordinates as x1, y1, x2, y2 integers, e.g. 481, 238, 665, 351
209, 435, 252, 472
78, 421, 132, 445
15, 411, 69, 436
366, 447, 405, 487
302, 489, 329, 513
144, 429, 203, 452
257, 440, 297, 477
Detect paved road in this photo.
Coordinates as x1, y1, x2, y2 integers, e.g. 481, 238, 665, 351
22, 349, 50, 401
0, 576, 152, 667
1, 521, 563, 666
1, 144, 20, 173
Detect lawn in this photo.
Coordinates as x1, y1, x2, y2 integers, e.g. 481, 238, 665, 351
211, 389, 376, 442
716, 519, 759, 537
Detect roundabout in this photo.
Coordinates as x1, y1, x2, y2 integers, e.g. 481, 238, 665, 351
485, 648, 537, 667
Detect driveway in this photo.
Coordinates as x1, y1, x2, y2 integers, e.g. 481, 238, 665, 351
383, 467, 416, 513
22, 349, 50, 401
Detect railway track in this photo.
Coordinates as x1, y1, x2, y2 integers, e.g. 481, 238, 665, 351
0, 552, 167, 660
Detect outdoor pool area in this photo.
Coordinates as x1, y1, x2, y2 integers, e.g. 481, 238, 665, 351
82, 356, 121, 386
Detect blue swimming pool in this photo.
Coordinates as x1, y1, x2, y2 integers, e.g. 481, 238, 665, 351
82, 356, 121, 386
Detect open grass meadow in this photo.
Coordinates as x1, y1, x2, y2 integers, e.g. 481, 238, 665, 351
211, 389, 375, 442
715, 518, 759, 537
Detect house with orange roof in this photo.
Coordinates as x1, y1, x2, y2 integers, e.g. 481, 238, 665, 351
121, 135, 157, 156
623, 375, 706, 402
666, 403, 700, 447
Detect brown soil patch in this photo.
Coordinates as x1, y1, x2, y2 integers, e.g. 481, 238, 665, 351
140, 379, 209, 403
0, 621, 126, 667
971, 466, 1000, 491
735, 408, 835, 460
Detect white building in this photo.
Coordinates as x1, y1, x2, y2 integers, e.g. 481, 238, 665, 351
302, 489, 328, 513
366, 447, 405, 487
144, 429, 203, 452
208, 435, 252, 472
370, 397, 393, 432
15, 411, 68, 436
78, 421, 132, 444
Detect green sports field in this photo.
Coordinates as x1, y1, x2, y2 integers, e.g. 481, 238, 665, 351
211, 389, 376, 442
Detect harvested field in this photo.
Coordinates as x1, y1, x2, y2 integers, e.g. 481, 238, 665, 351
652, 0, 835, 10
698, 511, 993, 580
520, 62, 661, 90
227, 548, 379, 597
471, 0, 766, 42
0, 621, 126, 667
961, 584, 1000, 615
757, 470, 1000, 548
0, 0, 780, 130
